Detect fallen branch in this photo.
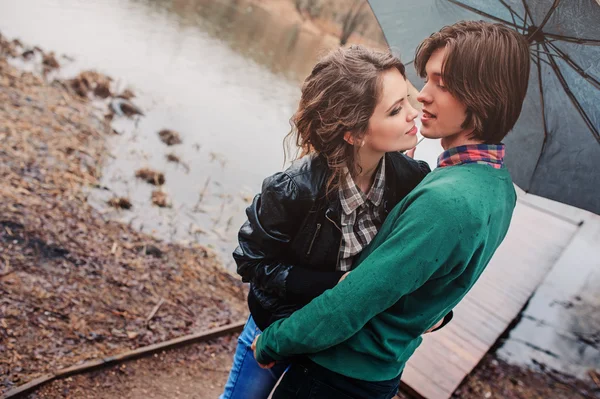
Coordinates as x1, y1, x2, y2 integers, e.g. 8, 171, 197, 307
2, 320, 246, 399
145, 297, 165, 324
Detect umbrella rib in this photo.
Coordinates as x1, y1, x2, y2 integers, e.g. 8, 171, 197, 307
520, 0, 531, 23
527, 44, 550, 192
541, 42, 600, 144
509, 12, 519, 33
544, 33, 600, 46
498, 0, 526, 27
546, 41, 600, 90
530, 48, 554, 68
445, 0, 521, 29
520, 0, 532, 31
527, 0, 561, 40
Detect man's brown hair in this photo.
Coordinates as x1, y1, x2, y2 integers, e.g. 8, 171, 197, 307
415, 21, 530, 143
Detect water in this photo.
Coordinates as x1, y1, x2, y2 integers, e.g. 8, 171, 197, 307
1, 0, 426, 270
497, 202, 600, 380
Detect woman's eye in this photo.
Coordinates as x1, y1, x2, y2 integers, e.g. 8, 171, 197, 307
390, 107, 401, 116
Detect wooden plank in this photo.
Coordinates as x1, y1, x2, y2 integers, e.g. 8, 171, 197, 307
402, 201, 578, 399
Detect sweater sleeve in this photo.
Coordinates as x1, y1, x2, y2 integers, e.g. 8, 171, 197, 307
255, 187, 466, 364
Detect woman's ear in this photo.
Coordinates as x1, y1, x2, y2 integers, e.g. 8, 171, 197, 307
343, 132, 355, 145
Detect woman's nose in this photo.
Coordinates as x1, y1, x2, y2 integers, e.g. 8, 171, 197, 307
406, 103, 419, 121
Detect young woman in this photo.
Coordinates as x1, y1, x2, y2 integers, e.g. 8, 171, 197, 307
220, 45, 450, 399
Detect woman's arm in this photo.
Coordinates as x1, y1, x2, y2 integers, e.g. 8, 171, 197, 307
234, 172, 343, 300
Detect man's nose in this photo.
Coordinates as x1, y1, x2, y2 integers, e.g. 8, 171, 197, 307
417, 87, 432, 104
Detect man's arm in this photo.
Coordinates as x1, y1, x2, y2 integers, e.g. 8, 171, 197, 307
255, 189, 466, 364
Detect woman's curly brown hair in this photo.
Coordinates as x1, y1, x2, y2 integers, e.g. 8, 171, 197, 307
284, 45, 406, 195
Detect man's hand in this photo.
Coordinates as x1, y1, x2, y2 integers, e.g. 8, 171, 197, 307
425, 317, 444, 334
405, 146, 416, 159
252, 335, 275, 369
338, 271, 350, 283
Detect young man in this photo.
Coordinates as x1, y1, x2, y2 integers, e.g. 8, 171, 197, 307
253, 21, 531, 399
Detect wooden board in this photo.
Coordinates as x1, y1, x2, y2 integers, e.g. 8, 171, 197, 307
401, 199, 580, 399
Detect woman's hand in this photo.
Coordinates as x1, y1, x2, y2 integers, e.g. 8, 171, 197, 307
252, 335, 275, 369
425, 318, 444, 334
338, 271, 350, 283
405, 146, 416, 159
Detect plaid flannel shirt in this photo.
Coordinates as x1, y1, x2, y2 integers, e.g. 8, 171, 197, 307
437, 144, 506, 169
338, 160, 386, 272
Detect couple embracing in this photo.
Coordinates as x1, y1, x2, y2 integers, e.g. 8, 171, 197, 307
221, 20, 530, 399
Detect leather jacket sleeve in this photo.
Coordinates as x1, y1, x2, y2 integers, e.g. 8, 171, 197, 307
233, 172, 306, 299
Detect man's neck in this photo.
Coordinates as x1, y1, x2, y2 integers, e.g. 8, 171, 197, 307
441, 132, 483, 150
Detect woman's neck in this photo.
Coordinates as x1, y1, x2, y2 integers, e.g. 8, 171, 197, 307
352, 149, 384, 194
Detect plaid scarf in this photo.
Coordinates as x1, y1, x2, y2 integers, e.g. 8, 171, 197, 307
437, 144, 505, 169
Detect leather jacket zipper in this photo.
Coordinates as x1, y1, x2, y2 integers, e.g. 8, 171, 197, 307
306, 223, 322, 255
325, 212, 343, 268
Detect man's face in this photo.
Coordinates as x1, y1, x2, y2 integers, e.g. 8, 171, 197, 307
417, 47, 471, 149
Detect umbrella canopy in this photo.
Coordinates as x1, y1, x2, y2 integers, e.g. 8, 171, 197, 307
368, 0, 600, 215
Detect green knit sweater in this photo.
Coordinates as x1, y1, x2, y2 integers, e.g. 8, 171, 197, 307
255, 164, 516, 381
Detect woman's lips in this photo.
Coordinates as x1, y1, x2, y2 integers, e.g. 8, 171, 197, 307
406, 125, 418, 136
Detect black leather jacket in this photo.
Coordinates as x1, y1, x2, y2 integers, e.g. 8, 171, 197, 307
234, 152, 433, 330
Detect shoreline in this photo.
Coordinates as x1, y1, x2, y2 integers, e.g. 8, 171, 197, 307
0, 34, 247, 393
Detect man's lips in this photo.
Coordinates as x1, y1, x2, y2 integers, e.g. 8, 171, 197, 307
421, 109, 436, 122
422, 109, 436, 118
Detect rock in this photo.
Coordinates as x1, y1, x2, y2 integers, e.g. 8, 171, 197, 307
42, 52, 60, 70
116, 89, 135, 100
158, 129, 182, 146
69, 76, 90, 98
107, 197, 132, 210
166, 153, 180, 163
68, 71, 113, 99
93, 81, 112, 99
151, 190, 170, 208
135, 168, 165, 186
21, 49, 35, 59
109, 98, 144, 117
135, 244, 163, 258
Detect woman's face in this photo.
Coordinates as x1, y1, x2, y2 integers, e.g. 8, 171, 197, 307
362, 68, 419, 153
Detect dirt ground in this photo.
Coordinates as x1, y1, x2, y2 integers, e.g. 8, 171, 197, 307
27, 336, 238, 399
26, 341, 600, 399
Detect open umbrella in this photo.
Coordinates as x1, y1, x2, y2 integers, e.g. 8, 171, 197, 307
368, 0, 600, 215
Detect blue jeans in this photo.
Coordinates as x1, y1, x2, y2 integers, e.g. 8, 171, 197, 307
220, 316, 290, 399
